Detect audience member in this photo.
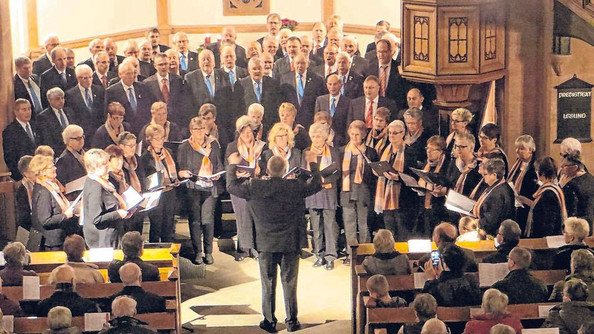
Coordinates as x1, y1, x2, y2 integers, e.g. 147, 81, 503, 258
463, 288, 523, 334
482, 219, 521, 263
37, 265, 100, 316
45, 306, 80, 334
0, 278, 24, 316
553, 217, 594, 272
109, 263, 165, 314
0, 242, 37, 286
366, 274, 407, 308
492, 247, 548, 304
100, 296, 157, 334
421, 318, 449, 334
457, 217, 482, 242
550, 249, 594, 302
489, 324, 516, 334
363, 229, 410, 275
108, 232, 159, 283
419, 222, 478, 272
397, 293, 439, 334
49, 235, 104, 284
579, 322, 594, 334
542, 279, 594, 333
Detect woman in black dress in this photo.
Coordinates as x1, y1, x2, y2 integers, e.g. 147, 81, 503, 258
560, 151, 594, 231
508, 135, 539, 231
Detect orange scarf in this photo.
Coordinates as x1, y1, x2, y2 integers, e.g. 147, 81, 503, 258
374, 143, 405, 213
109, 170, 129, 194
365, 127, 388, 155
272, 146, 292, 175
508, 158, 531, 193
123, 156, 141, 192
342, 143, 365, 192
37, 177, 70, 212
148, 146, 177, 184
420, 153, 446, 209
105, 120, 124, 144
454, 157, 478, 194
525, 182, 568, 237
237, 138, 265, 168
309, 144, 333, 189
87, 173, 128, 210
472, 178, 506, 219
189, 135, 214, 177
68, 148, 86, 169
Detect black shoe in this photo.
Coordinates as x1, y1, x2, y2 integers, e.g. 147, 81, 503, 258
343, 257, 351, 266
259, 319, 277, 333
313, 258, 326, 267
204, 254, 214, 265
285, 320, 301, 332
234, 253, 245, 262
193, 255, 204, 265
325, 261, 334, 270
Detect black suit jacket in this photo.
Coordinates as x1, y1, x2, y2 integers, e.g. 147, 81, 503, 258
55, 149, 87, 194
272, 57, 292, 79
40, 67, 77, 108
364, 59, 407, 109
92, 71, 117, 88
36, 107, 75, 153
77, 57, 95, 71
32, 54, 52, 76
347, 96, 398, 127
65, 84, 106, 146
109, 55, 126, 72
280, 71, 327, 128
215, 67, 249, 87
206, 42, 248, 68
105, 82, 155, 135
350, 55, 369, 75
2, 120, 39, 180
185, 69, 232, 115
138, 60, 157, 78
178, 51, 198, 72
478, 181, 516, 236
143, 73, 188, 126
365, 42, 376, 55
14, 74, 42, 116
158, 44, 170, 52
110, 286, 165, 314
341, 71, 365, 100
233, 76, 281, 131
314, 94, 351, 147
396, 105, 440, 136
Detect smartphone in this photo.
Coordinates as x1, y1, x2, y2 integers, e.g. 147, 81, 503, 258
430, 250, 440, 267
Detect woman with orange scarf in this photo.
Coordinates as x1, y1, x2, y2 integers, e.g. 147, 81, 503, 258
261, 122, 302, 177
340, 120, 379, 265
178, 117, 224, 265
225, 116, 266, 261
508, 135, 539, 231
445, 108, 473, 158
374, 120, 415, 241
525, 157, 567, 237
141, 124, 179, 243
30, 155, 79, 250
304, 123, 341, 270
116, 132, 145, 234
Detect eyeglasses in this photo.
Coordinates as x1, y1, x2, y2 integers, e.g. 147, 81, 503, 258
69, 135, 85, 141
275, 134, 288, 138
454, 144, 468, 150
451, 119, 466, 123
388, 130, 404, 135
191, 127, 205, 131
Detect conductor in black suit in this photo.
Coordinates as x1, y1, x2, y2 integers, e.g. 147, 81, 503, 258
314, 74, 351, 147
33, 34, 60, 76
206, 26, 248, 69
37, 87, 75, 154
280, 53, 327, 129
2, 99, 39, 180
40, 47, 77, 108
363, 39, 407, 109
14, 56, 43, 117
226, 152, 322, 333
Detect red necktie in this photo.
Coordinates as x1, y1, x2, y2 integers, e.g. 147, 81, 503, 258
161, 78, 169, 102
379, 66, 387, 97
290, 60, 295, 72
366, 100, 373, 128
102, 75, 108, 88
327, 66, 332, 76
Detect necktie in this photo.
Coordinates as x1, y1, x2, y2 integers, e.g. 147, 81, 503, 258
340, 76, 345, 95
58, 109, 68, 129
205, 75, 214, 97
327, 66, 332, 77
379, 66, 387, 97
290, 60, 295, 72
255, 81, 261, 102
128, 87, 137, 112
366, 100, 373, 128
315, 45, 321, 55
330, 97, 336, 117
101, 75, 108, 88
229, 70, 235, 85
85, 88, 93, 108
180, 53, 187, 71
297, 74, 304, 105
27, 81, 41, 114
60, 72, 67, 85
161, 78, 169, 102
25, 123, 34, 142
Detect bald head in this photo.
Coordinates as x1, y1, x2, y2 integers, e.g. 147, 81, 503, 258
53, 265, 75, 284
433, 223, 458, 246
421, 318, 448, 334
119, 263, 142, 286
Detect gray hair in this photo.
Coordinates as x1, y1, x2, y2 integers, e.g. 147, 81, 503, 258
336, 51, 352, 64
48, 306, 72, 330
75, 64, 93, 77
560, 137, 582, 155
247, 103, 264, 116
112, 296, 137, 317
514, 135, 536, 152
46, 87, 65, 100
403, 107, 423, 121
484, 158, 506, 179
61, 125, 84, 144
387, 120, 405, 131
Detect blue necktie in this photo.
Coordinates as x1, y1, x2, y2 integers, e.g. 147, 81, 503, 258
180, 53, 187, 71
229, 70, 235, 85
128, 87, 137, 112
60, 72, 67, 85
297, 74, 304, 105
330, 97, 336, 117
255, 81, 261, 102
85, 88, 93, 109
340, 76, 345, 95
205, 75, 214, 97
58, 110, 68, 129
25, 123, 34, 142
27, 81, 41, 114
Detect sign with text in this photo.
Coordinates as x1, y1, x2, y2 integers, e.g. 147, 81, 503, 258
554, 75, 592, 143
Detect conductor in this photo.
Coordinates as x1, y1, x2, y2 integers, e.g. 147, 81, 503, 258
226, 152, 322, 333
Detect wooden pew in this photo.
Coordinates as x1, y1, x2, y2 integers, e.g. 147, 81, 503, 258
13, 312, 176, 333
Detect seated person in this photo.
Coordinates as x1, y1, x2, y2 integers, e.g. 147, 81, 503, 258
456, 217, 483, 242
397, 293, 440, 334
422, 243, 481, 306
100, 296, 157, 334
109, 263, 165, 314
482, 220, 521, 263
553, 217, 594, 272
363, 229, 411, 275
35, 145, 55, 157
0, 278, 24, 316
15, 155, 34, 231
463, 288, 523, 334
107, 232, 159, 283
542, 279, 594, 333
421, 318, 449, 334
492, 247, 548, 304
550, 249, 594, 302
418, 223, 478, 272
579, 322, 594, 334
37, 264, 100, 316
46, 306, 78, 334
0, 242, 37, 286
49, 235, 104, 284
489, 324, 517, 334
365, 274, 407, 308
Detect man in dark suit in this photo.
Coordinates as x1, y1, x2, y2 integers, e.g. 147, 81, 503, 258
256, 13, 281, 46
314, 74, 351, 147
138, 40, 157, 78
76, 38, 104, 71
216, 45, 249, 89
311, 44, 338, 79
280, 53, 327, 129
261, 52, 275, 79
396, 88, 440, 136
335, 52, 365, 99
109, 263, 166, 314
207, 26, 248, 69
363, 39, 407, 109
365, 20, 391, 54
147, 27, 170, 54
40, 47, 77, 108
144, 53, 188, 127
107, 57, 146, 86
273, 36, 302, 79
104, 38, 125, 72
173, 32, 198, 73
14, 56, 43, 117
226, 153, 322, 333
234, 57, 281, 132
37, 87, 75, 153
91, 51, 117, 88
33, 34, 60, 76
105, 61, 155, 135
165, 49, 188, 78
341, 35, 369, 75
311, 22, 327, 58
299, 35, 323, 67
347, 75, 397, 128
65, 64, 105, 147
2, 99, 39, 180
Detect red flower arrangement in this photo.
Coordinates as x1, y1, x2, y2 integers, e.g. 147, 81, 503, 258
281, 18, 298, 31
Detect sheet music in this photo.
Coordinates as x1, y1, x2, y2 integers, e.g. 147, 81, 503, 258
445, 189, 477, 217
15, 226, 30, 247
522, 329, 559, 334
84, 312, 110, 331
408, 239, 432, 253
508, 182, 525, 208
0, 252, 5, 266
478, 263, 509, 287
146, 172, 161, 190
87, 248, 114, 262
399, 172, 420, 189
67, 192, 83, 211
545, 235, 566, 248
197, 170, 226, 181
139, 190, 162, 212
122, 186, 143, 210
65, 175, 87, 194
413, 272, 428, 289
23, 276, 40, 300
1, 315, 13, 333
538, 304, 555, 318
